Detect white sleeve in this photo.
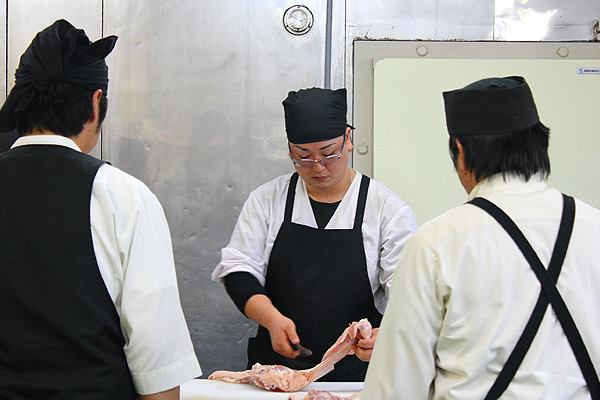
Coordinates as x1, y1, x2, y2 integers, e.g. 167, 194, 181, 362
211, 190, 271, 286
91, 166, 201, 395
378, 194, 417, 297
362, 233, 442, 400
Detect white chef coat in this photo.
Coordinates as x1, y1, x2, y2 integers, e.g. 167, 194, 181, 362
11, 135, 202, 395
362, 174, 600, 400
212, 172, 417, 314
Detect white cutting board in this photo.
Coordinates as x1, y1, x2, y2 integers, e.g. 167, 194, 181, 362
181, 379, 362, 400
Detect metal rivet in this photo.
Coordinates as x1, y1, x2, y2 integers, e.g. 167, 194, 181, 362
357, 143, 369, 155
416, 45, 429, 57
556, 46, 569, 58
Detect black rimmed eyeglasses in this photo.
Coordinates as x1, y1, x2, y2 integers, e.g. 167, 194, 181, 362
289, 135, 347, 169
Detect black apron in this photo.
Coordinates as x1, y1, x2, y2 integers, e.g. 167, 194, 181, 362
247, 173, 382, 382
469, 195, 600, 400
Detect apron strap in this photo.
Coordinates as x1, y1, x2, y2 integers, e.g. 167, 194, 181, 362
284, 173, 300, 223
353, 175, 371, 231
284, 172, 371, 229
482, 193, 577, 399
469, 195, 600, 400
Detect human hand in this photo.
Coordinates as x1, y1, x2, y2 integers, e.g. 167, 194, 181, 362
264, 313, 302, 359
352, 327, 379, 362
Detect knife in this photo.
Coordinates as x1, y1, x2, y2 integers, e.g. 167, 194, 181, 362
291, 343, 313, 357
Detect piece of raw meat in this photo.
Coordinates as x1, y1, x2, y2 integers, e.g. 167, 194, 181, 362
208, 363, 310, 392
288, 390, 361, 399
208, 318, 372, 392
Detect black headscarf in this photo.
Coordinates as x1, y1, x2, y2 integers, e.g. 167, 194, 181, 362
0, 19, 117, 132
282, 87, 353, 144
442, 76, 539, 135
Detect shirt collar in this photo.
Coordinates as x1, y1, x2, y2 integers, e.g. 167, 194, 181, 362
467, 173, 548, 201
11, 135, 81, 152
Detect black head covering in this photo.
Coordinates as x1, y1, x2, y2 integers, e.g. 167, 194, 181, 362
0, 19, 118, 132
442, 76, 539, 135
283, 87, 353, 144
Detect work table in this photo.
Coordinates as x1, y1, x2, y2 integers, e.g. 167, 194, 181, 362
181, 379, 362, 399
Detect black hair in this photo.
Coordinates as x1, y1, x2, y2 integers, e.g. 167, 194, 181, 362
15, 82, 107, 137
449, 122, 551, 182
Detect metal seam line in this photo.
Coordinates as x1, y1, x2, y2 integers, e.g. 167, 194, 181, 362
324, 0, 333, 89
101, 0, 105, 159
5, 0, 8, 100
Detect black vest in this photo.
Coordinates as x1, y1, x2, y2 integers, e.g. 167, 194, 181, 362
0, 145, 136, 399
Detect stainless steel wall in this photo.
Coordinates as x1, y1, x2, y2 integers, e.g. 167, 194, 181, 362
102, 0, 328, 375
3, 0, 599, 378
1, 2, 5, 102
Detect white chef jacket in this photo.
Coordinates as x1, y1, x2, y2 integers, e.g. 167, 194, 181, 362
362, 174, 600, 400
212, 172, 417, 314
11, 135, 202, 395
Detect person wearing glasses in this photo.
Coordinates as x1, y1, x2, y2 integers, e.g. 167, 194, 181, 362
212, 87, 416, 381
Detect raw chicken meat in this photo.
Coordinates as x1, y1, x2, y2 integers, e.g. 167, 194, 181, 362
208, 318, 372, 392
208, 363, 310, 392
288, 390, 361, 400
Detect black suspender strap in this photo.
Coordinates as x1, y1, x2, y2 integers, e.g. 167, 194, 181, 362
353, 175, 371, 231
479, 193, 576, 399
469, 195, 600, 400
284, 173, 300, 223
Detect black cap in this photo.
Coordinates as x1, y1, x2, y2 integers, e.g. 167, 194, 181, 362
0, 19, 118, 131
442, 76, 539, 135
283, 87, 353, 144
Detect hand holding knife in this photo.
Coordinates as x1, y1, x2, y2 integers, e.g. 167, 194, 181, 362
291, 343, 313, 357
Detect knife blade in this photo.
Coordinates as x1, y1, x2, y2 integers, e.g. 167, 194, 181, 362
291, 343, 313, 357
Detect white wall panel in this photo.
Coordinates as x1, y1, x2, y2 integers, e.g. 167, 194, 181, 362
373, 48, 600, 224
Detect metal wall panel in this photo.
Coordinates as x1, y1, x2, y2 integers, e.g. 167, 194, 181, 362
330, 0, 347, 89
495, 0, 600, 40
1, 1, 5, 102
348, 0, 495, 41
103, 0, 327, 375
7, 0, 103, 155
